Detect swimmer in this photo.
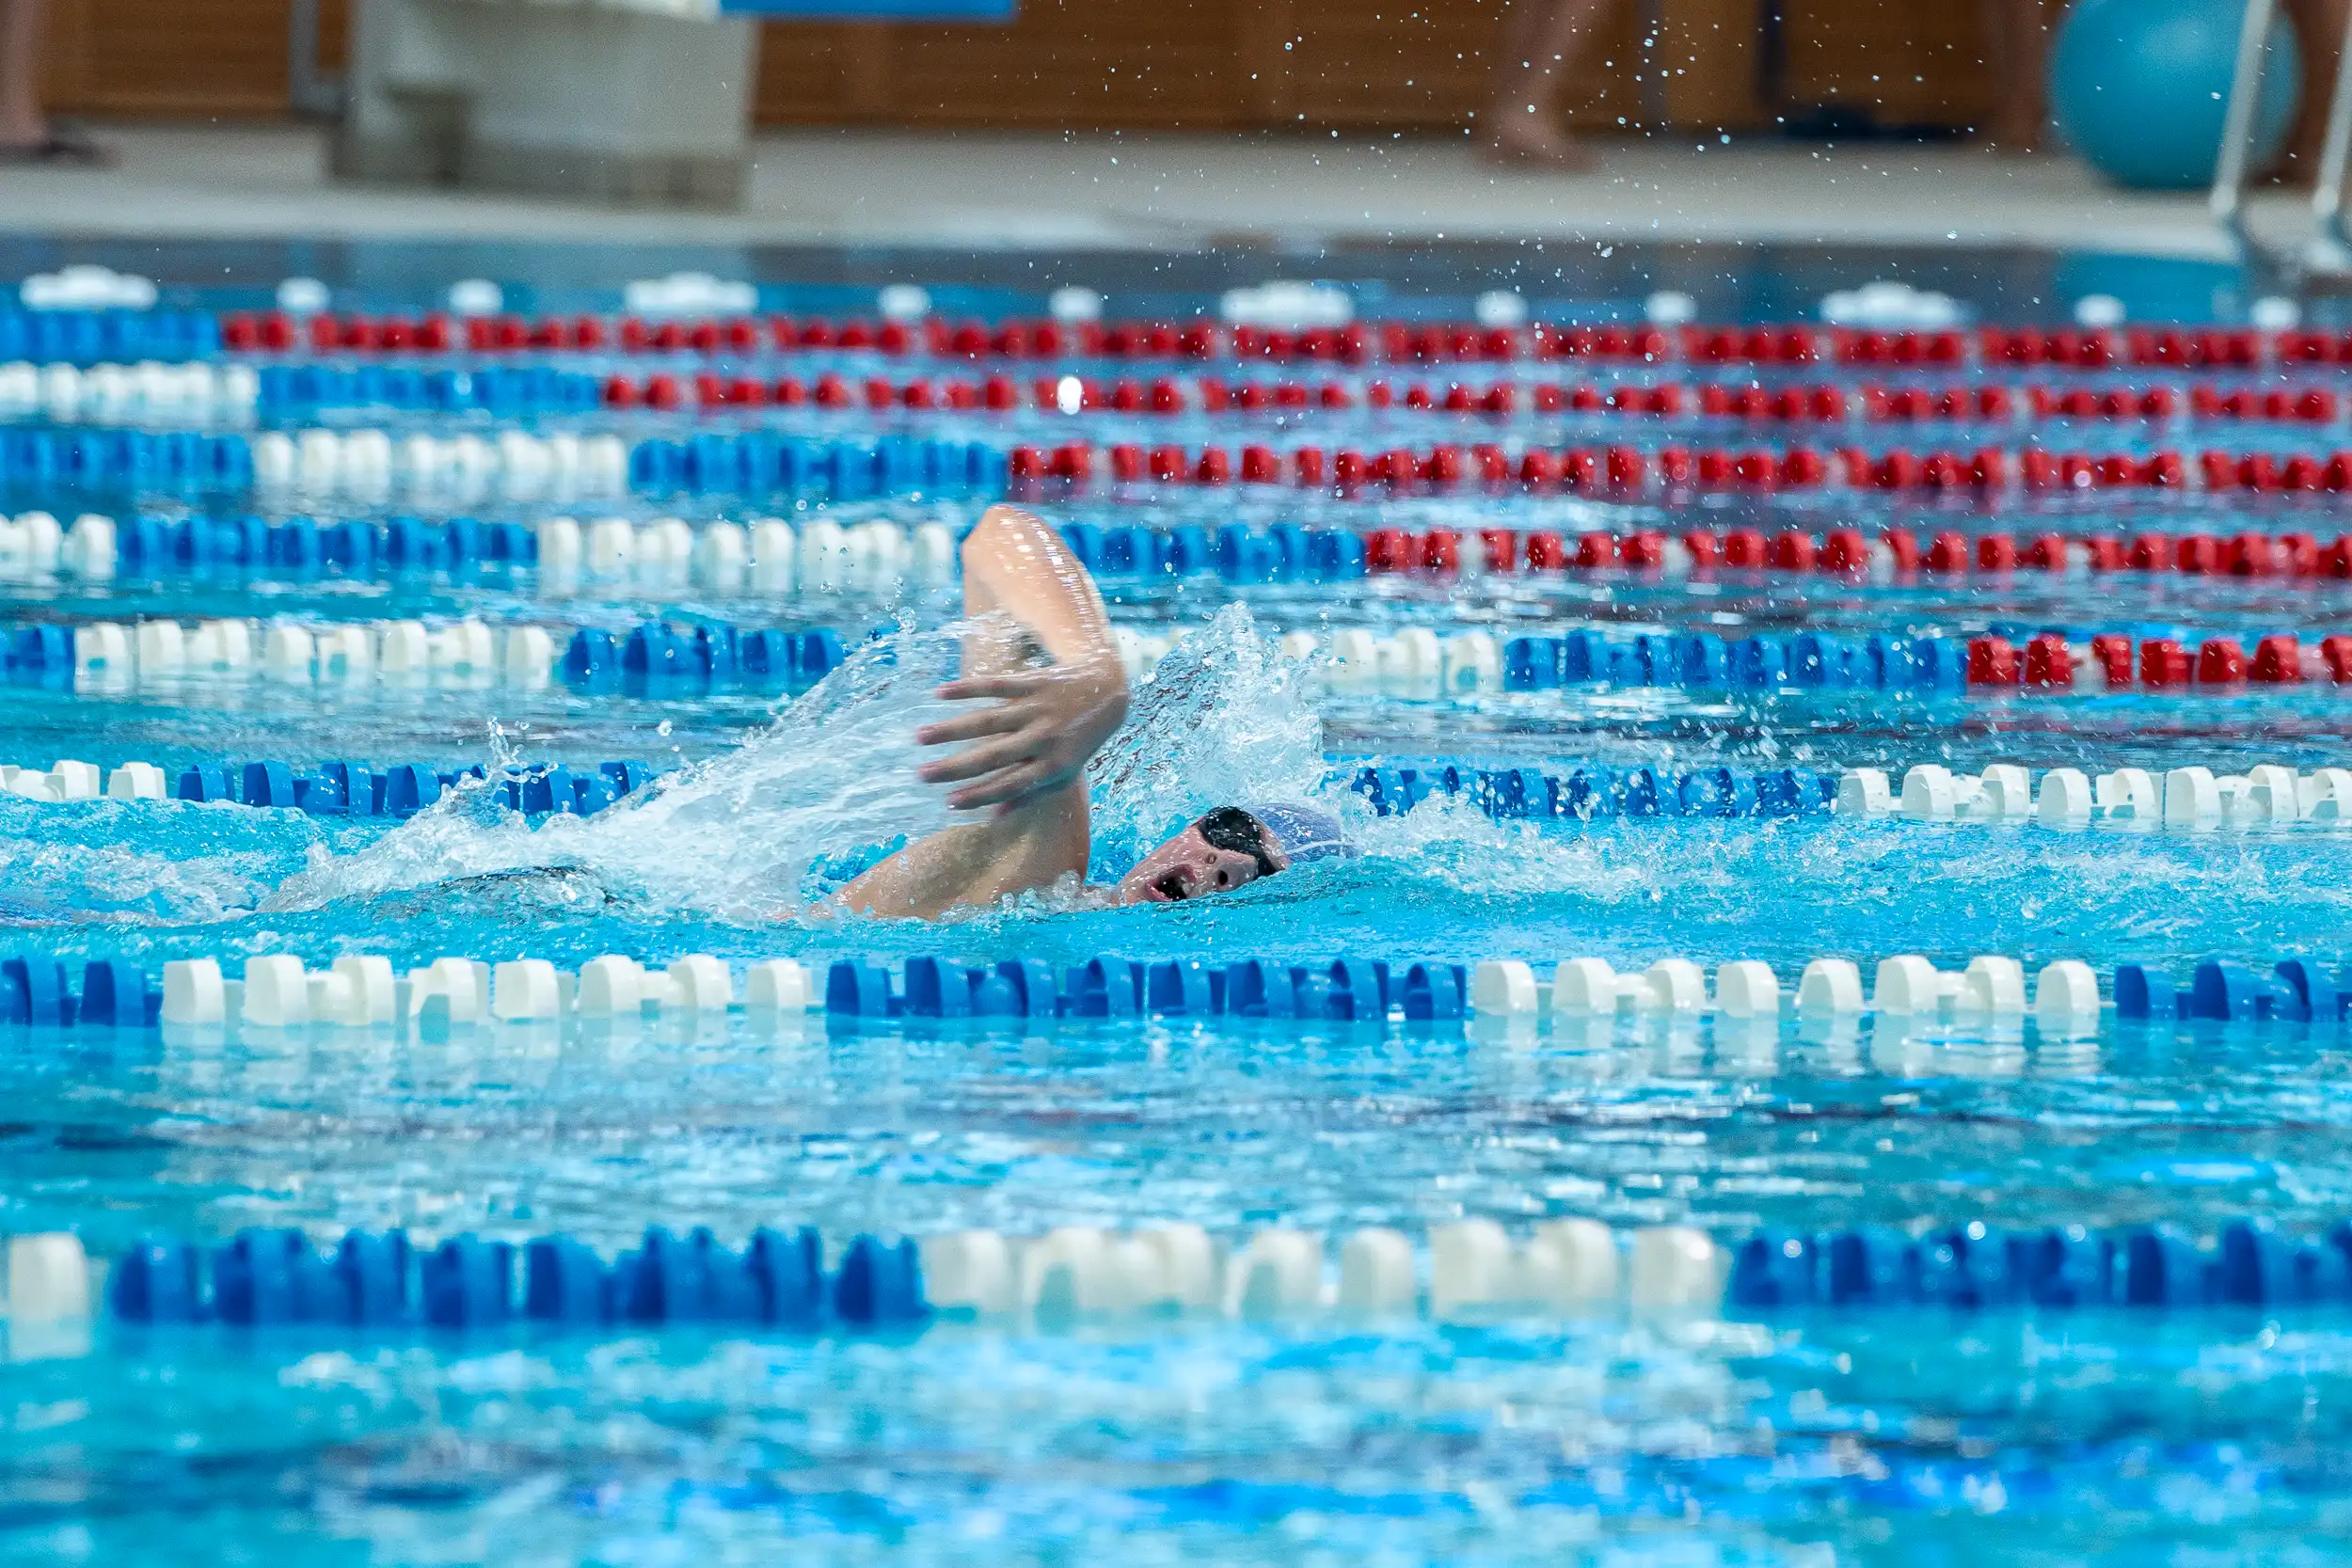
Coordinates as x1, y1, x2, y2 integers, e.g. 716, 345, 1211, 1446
838, 505, 1352, 919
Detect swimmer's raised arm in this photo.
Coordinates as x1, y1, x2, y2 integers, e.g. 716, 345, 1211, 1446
916, 505, 1129, 811
837, 505, 1128, 919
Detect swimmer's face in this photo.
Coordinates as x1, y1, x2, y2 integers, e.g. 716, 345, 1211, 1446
1115, 807, 1290, 905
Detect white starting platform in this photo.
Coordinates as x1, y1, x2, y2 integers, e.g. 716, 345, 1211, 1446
333, 0, 757, 208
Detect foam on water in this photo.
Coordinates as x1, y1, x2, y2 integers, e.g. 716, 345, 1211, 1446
0, 795, 329, 926
1082, 602, 1325, 869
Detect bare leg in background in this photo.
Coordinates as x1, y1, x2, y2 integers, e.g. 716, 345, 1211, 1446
1485, 0, 1615, 168
2285, 0, 2351, 183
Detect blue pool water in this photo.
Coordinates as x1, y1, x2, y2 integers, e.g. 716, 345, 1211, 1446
9, 242, 2352, 1564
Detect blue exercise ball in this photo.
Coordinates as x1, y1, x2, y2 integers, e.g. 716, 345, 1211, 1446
2049, 0, 2302, 190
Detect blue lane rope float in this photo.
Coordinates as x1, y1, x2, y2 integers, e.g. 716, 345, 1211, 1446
109, 1224, 925, 1330
623, 433, 1007, 501
554, 624, 842, 688
826, 956, 1457, 1022
0, 955, 162, 1027
249, 361, 605, 418
0, 427, 252, 495
2111, 957, 2345, 1022
0, 309, 220, 362
1343, 762, 1837, 819
181, 757, 663, 816
1501, 630, 1969, 694
118, 512, 546, 575
1725, 1218, 2352, 1311
0, 757, 663, 816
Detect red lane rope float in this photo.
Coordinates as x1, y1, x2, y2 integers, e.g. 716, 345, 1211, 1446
1959, 633, 2352, 689
215, 312, 2352, 372
1136, 520, 2352, 582
986, 439, 2352, 497
584, 368, 2352, 429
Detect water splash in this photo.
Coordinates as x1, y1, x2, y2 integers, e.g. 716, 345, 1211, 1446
266, 604, 1334, 921
0, 796, 324, 927
1085, 601, 1326, 872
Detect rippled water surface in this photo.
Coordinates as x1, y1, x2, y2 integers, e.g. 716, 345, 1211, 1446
8, 1003, 2352, 1566
8, 596, 2352, 1562
13, 239, 2352, 1559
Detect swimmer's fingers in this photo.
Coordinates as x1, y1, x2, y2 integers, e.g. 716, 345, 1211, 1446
917, 735, 1034, 787
949, 761, 1055, 813
914, 705, 1026, 748
934, 673, 1047, 704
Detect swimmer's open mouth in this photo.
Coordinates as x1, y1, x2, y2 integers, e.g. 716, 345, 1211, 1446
1152, 870, 1189, 902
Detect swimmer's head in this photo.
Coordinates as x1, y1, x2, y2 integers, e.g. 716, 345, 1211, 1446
1114, 801, 1354, 905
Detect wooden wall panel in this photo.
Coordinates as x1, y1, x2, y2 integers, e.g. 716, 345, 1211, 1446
35, 0, 1999, 136
897, 3, 1250, 126
750, 0, 1821, 132
757, 0, 1256, 129
750, 24, 866, 121
1279, 0, 1505, 129
47, 0, 299, 117
1777, 0, 1994, 130
1661, 0, 1773, 130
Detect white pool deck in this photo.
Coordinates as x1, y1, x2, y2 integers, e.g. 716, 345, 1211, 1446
0, 121, 2321, 261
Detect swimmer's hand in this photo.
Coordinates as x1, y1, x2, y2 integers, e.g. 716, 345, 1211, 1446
914, 657, 1128, 812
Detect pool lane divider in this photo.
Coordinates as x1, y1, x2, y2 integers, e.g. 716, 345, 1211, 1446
15, 306, 2312, 377
6, 1216, 1736, 1341
1, 950, 2333, 1034
1491, 629, 2352, 696
353, 430, 2352, 502
37, 513, 2352, 595
1078, 521, 2352, 582
40, 416, 2352, 506
559, 369, 2352, 429
1311, 626, 2348, 697
10, 1204, 2352, 1347
1344, 761, 1836, 818
117, 308, 2352, 373
30, 608, 2349, 713
15, 752, 2345, 835
820, 952, 2330, 1032
40, 346, 2344, 428
8, 615, 850, 693
61, 513, 960, 595
0, 751, 1838, 824
24, 613, 2352, 704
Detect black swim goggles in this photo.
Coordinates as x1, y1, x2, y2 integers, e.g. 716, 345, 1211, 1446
1193, 805, 1283, 879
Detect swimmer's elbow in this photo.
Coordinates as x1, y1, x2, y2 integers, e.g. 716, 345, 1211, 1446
964, 504, 1030, 568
